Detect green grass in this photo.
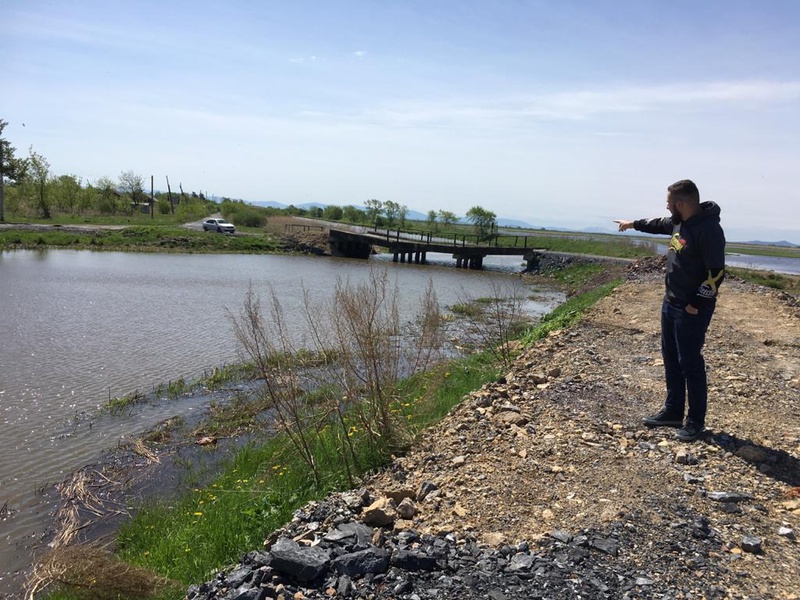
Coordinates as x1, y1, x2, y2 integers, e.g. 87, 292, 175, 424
539, 263, 609, 288
109, 353, 497, 590
448, 302, 485, 317
0, 226, 281, 253
493, 233, 653, 258
5, 213, 193, 227
728, 267, 800, 294
104, 391, 147, 415
726, 242, 800, 259
199, 363, 258, 390
522, 278, 623, 344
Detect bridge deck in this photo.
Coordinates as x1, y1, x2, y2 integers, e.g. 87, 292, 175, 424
328, 227, 633, 270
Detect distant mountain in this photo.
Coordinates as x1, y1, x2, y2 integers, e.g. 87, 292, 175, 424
496, 218, 535, 228
249, 200, 287, 209
743, 240, 799, 248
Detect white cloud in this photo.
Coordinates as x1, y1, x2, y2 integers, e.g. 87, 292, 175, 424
355, 80, 800, 128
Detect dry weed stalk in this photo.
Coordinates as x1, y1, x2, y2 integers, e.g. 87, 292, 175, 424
28, 470, 136, 599
50, 469, 105, 548
229, 269, 444, 486
230, 284, 325, 485
131, 437, 160, 463
26, 545, 175, 600
317, 270, 443, 452
455, 279, 529, 369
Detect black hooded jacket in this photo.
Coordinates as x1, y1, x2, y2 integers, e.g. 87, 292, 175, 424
633, 201, 726, 309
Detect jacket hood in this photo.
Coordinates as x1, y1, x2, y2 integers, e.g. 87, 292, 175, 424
687, 201, 721, 223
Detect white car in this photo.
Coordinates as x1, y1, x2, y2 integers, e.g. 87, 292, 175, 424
202, 218, 235, 233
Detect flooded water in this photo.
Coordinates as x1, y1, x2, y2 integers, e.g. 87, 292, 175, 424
0, 248, 562, 592
724, 253, 800, 275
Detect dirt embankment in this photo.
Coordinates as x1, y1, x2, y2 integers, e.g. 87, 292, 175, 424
358, 269, 800, 598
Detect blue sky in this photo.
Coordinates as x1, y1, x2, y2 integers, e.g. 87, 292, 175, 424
2, 0, 799, 243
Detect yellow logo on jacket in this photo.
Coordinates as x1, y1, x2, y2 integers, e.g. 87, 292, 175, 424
669, 233, 686, 253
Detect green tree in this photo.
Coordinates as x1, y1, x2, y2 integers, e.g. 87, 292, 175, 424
1, 119, 29, 221
398, 204, 409, 228
27, 148, 52, 218
285, 204, 307, 216
94, 176, 121, 214
364, 198, 383, 226
466, 205, 497, 241
323, 205, 343, 220
438, 210, 458, 229
426, 210, 437, 230
0, 119, 28, 182
118, 170, 145, 213
383, 200, 400, 226
342, 205, 363, 223
52, 174, 83, 213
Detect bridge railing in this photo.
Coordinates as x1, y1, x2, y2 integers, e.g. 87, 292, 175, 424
371, 227, 541, 249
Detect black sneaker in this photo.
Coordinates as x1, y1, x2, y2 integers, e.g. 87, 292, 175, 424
676, 419, 705, 442
642, 409, 683, 428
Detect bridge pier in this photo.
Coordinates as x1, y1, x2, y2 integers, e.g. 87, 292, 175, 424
329, 230, 373, 259
523, 251, 542, 273
392, 250, 427, 264
454, 254, 485, 269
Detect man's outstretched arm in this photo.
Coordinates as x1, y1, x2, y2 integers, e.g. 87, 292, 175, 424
614, 219, 634, 232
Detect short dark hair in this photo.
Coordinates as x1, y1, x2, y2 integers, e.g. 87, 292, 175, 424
667, 179, 700, 205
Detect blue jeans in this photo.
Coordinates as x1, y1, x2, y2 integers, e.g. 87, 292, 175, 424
661, 299, 715, 425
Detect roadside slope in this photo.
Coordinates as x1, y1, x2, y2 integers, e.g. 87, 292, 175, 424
360, 273, 800, 598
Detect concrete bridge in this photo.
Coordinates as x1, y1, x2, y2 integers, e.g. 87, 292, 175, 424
328, 227, 620, 271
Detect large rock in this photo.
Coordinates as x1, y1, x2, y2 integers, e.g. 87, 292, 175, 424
391, 548, 439, 571
332, 547, 390, 576
269, 537, 331, 582
362, 497, 397, 527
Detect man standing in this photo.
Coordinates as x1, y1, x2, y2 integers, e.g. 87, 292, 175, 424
614, 180, 726, 441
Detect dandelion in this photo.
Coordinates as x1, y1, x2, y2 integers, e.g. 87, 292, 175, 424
193, 512, 203, 516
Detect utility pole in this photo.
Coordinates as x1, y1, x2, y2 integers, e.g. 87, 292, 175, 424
0, 143, 5, 222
